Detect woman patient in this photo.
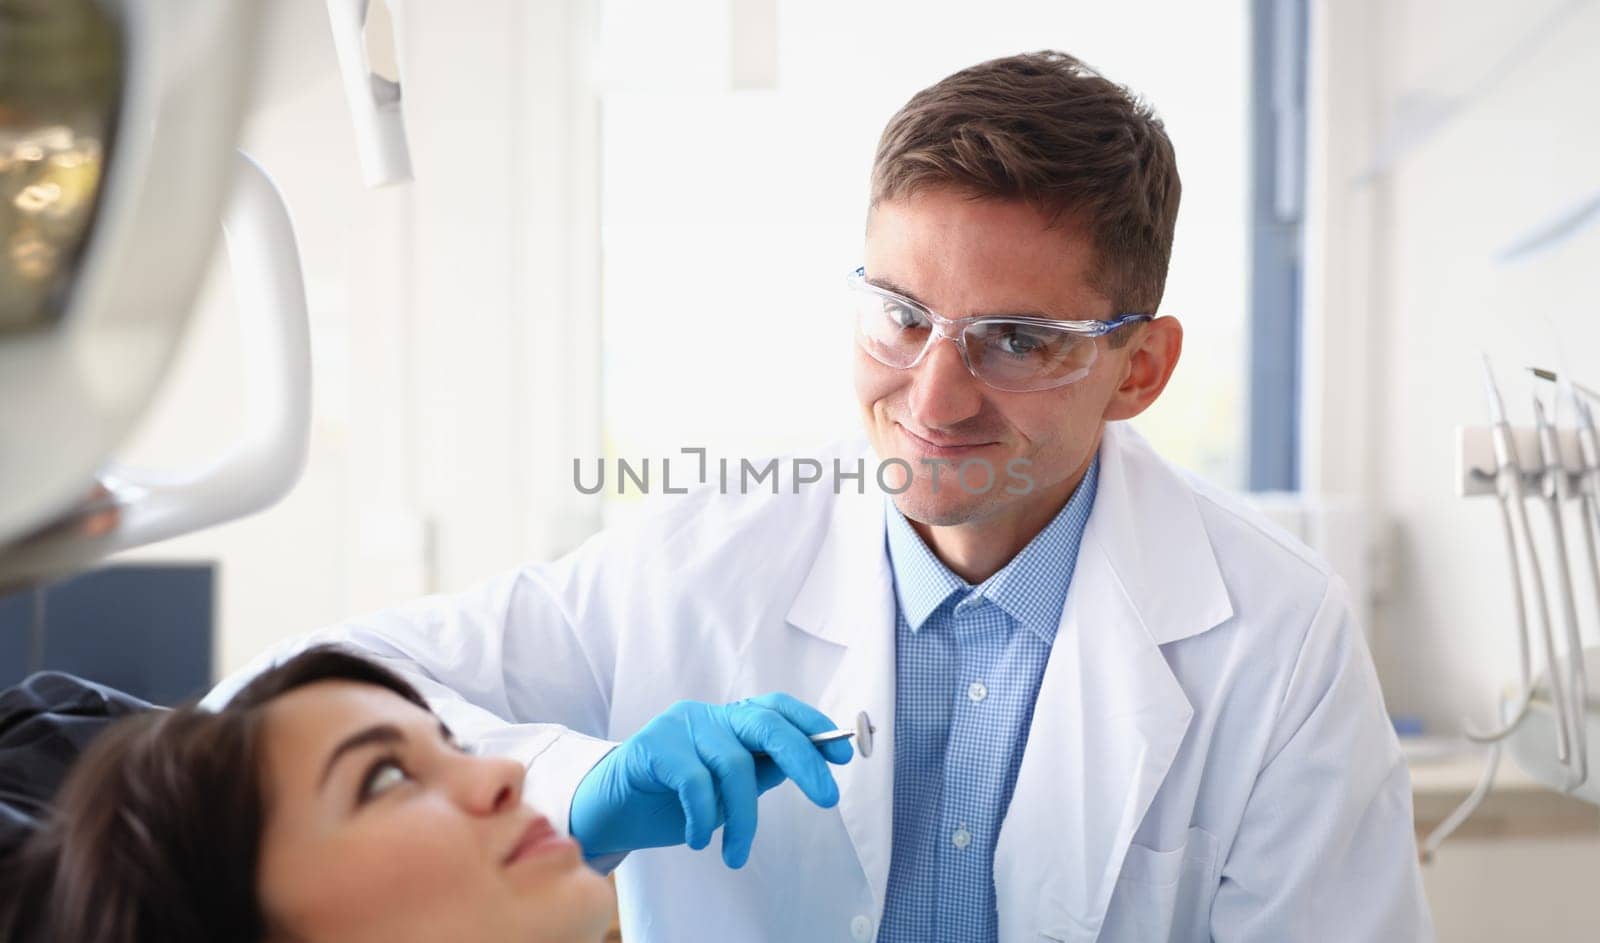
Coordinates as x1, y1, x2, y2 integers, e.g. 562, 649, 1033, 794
0, 647, 616, 942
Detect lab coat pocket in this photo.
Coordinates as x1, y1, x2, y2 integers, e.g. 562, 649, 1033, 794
1103, 827, 1220, 942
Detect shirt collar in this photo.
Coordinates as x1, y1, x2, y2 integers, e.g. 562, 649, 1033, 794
884, 453, 1101, 643
884, 501, 968, 631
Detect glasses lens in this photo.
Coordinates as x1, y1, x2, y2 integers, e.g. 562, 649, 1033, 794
852, 288, 931, 368
964, 320, 1097, 391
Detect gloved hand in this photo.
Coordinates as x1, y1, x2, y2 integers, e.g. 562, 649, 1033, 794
569, 693, 853, 869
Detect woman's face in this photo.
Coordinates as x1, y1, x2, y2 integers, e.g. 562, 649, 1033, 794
255, 680, 615, 943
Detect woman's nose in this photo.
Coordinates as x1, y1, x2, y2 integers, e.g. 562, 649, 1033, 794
454, 754, 526, 816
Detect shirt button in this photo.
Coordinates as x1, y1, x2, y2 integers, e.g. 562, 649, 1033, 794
967, 681, 988, 702
952, 826, 972, 850
851, 914, 873, 941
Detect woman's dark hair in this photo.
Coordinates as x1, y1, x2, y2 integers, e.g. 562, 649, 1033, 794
0, 646, 429, 943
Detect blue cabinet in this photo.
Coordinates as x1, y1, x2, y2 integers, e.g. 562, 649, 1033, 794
0, 564, 215, 705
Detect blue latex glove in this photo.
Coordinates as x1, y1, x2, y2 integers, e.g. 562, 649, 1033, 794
569, 693, 854, 869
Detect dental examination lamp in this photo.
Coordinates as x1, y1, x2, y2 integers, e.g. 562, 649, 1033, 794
0, 0, 412, 591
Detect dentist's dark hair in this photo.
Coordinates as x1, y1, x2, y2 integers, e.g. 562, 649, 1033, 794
872, 50, 1182, 318
0, 647, 428, 943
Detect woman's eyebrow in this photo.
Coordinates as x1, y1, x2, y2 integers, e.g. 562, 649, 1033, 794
320, 724, 404, 789
319, 720, 460, 789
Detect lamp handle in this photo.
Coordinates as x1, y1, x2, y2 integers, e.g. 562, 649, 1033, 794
0, 151, 311, 588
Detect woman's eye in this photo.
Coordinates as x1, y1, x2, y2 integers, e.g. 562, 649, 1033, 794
359, 759, 410, 802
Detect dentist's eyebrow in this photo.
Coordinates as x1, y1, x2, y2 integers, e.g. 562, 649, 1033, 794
864, 275, 1061, 321
319, 719, 455, 789
864, 275, 928, 307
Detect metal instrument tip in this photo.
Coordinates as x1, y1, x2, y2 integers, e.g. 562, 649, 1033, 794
1481, 355, 1508, 424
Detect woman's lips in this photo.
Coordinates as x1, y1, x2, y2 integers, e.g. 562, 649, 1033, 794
503, 816, 576, 866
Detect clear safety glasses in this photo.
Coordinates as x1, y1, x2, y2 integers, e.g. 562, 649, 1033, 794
847, 267, 1152, 393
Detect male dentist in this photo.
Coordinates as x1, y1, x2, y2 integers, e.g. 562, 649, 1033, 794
217, 52, 1433, 942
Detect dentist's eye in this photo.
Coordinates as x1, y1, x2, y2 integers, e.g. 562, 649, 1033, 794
885, 301, 928, 331
359, 758, 410, 802
996, 327, 1048, 356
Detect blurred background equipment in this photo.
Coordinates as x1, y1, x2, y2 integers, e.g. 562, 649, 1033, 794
0, 0, 314, 589
0, 564, 214, 704
0, 0, 118, 337
1424, 361, 1600, 859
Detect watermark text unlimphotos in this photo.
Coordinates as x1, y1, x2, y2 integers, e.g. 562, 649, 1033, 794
573, 448, 1035, 497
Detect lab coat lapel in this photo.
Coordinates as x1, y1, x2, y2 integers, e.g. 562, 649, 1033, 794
995, 423, 1233, 941
785, 480, 897, 917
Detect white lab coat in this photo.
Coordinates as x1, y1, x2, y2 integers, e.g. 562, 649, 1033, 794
216, 423, 1433, 942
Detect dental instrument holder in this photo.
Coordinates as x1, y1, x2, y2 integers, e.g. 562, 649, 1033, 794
1450, 369, 1600, 804
1458, 426, 1592, 497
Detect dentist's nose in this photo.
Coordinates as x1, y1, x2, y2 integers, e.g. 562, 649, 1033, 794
908, 334, 984, 429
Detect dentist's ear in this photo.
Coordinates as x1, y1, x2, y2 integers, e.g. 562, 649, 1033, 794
1102, 317, 1183, 422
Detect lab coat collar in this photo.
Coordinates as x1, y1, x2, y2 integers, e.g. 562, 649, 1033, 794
785, 422, 1231, 650
1087, 421, 1234, 644
784, 422, 1234, 932
993, 424, 1231, 939
785, 472, 899, 916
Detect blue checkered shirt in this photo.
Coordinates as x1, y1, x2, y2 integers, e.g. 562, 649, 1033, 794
876, 456, 1100, 943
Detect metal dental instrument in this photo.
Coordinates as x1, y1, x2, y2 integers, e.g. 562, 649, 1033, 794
1530, 369, 1600, 789
1561, 382, 1599, 787
1428, 359, 1569, 858
1507, 389, 1568, 767
1558, 377, 1600, 575
1529, 367, 1600, 404
1533, 395, 1589, 788
805, 711, 876, 755
1463, 358, 1547, 747
1430, 361, 1600, 857
754, 711, 876, 759
748, 729, 852, 762
806, 730, 856, 746
1573, 393, 1600, 593
1530, 367, 1600, 590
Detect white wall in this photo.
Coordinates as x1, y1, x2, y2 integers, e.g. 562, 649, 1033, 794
1375, 0, 1600, 734
1308, 0, 1600, 735
1308, 0, 1600, 936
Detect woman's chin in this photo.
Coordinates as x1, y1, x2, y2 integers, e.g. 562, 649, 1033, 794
510, 862, 616, 942
568, 866, 618, 939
